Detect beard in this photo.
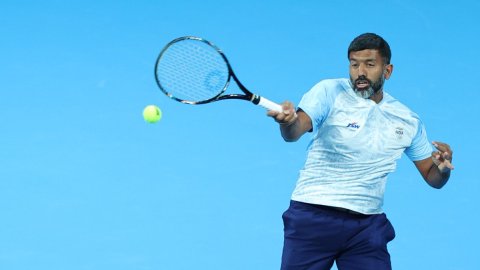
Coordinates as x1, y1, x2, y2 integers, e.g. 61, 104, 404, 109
350, 73, 385, 99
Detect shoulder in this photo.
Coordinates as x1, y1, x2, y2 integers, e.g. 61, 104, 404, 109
308, 78, 351, 98
298, 78, 351, 128
383, 92, 418, 115
381, 92, 422, 126
300, 78, 355, 110
314, 78, 350, 90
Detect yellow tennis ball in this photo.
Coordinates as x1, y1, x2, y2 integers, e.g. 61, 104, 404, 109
143, 105, 162, 123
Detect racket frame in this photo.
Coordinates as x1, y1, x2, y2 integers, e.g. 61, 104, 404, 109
154, 36, 282, 111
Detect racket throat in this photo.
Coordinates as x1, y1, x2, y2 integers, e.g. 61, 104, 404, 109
250, 94, 261, 105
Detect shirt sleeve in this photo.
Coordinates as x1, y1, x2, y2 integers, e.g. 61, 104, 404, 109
298, 80, 337, 135
404, 119, 433, 161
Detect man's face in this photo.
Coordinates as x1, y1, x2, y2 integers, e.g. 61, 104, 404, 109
349, 49, 391, 99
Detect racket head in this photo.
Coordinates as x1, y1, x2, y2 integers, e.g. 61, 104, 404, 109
154, 36, 233, 104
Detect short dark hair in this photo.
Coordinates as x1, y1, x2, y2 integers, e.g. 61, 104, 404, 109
348, 33, 391, 64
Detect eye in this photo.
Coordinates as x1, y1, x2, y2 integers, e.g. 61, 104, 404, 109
367, 63, 375, 67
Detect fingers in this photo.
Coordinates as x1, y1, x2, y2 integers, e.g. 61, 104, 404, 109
435, 158, 454, 172
431, 141, 454, 171
432, 141, 453, 160
267, 101, 297, 125
443, 159, 454, 170
432, 141, 452, 153
431, 153, 454, 171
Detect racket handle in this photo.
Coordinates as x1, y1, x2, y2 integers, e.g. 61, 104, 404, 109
254, 95, 283, 112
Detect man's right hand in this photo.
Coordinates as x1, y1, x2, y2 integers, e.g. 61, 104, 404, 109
267, 101, 298, 126
267, 101, 312, 142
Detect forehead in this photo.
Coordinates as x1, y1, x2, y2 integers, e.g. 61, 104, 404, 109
349, 49, 383, 62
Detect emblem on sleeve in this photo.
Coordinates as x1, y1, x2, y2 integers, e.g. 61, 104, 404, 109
395, 127, 404, 139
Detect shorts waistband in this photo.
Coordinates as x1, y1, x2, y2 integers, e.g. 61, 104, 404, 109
291, 200, 369, 217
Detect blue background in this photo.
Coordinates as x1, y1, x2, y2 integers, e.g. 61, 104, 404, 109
1, 0, 478, 269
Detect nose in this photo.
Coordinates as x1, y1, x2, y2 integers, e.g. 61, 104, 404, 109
358, 64, 367, 77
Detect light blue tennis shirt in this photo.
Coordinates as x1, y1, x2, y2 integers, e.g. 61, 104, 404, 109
293, 78, 433, 214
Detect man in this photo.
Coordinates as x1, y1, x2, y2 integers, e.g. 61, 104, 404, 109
268, 33, 454, 270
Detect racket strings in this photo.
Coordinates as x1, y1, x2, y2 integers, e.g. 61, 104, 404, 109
156, 40, 229, 103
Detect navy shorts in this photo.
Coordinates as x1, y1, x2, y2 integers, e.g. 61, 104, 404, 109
281, 200, 396, 270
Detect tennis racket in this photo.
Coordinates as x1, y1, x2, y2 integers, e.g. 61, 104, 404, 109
154, 36, 283, 112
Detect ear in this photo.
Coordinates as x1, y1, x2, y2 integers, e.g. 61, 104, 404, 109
384, 64, 393, 80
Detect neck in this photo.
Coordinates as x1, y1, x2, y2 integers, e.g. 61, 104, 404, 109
369, 89, 384, 104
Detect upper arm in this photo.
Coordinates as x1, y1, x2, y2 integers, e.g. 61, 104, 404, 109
296, 109, 313, 135
297, 81, 337, 133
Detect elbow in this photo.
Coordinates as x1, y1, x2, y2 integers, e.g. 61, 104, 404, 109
282, 135, 300, 142
426, 178, 448, 189
430, 183, 445, 189
423, 165, 450, 189
281, 130, 303, 142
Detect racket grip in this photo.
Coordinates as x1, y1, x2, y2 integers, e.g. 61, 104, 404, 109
255, 96, 283, 112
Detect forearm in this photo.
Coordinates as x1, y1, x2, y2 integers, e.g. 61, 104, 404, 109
426, 165, 451, 189
414, 141, 454, 189
424, 141, 454, 189
280, 118, 304, 142
278, 109, 313, 142
268, 103, 312, 142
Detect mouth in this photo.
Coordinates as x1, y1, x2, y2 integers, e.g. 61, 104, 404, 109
355, 80, 370, 89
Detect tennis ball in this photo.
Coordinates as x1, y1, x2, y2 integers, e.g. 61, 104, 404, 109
143, 105, 162, 123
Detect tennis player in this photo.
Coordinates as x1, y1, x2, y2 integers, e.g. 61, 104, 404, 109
268, 33, 454, 270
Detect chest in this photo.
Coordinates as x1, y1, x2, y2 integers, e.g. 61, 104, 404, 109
319, 102, 416, 155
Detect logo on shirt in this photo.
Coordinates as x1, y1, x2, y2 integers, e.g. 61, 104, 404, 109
395, 127, 404, 139
346, 122, 360, 129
